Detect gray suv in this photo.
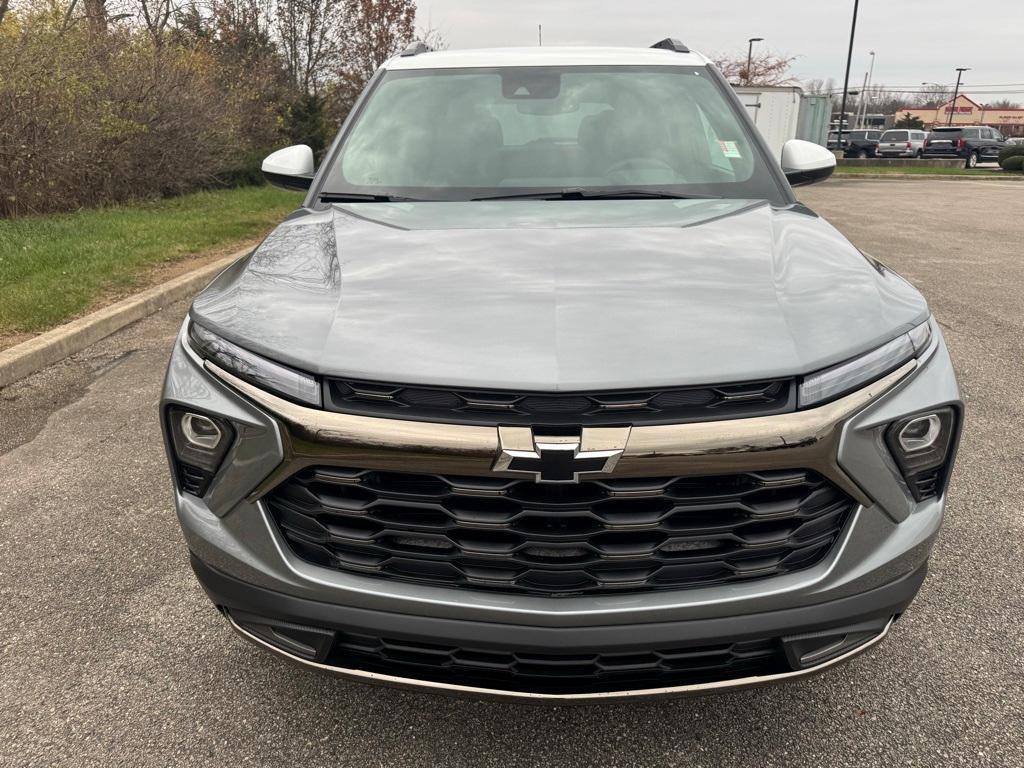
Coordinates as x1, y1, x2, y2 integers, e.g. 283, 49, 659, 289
161, 40, 962, 702
878, 129, 928, 158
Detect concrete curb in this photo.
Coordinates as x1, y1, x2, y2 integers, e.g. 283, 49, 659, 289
833, 172, 1024, 181
0, 247, 250, 388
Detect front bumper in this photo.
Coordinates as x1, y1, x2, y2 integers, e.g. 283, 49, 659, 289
162, 319, 961, 699
195, 554, 922, 702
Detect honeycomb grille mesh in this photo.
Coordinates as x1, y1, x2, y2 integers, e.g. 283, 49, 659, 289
323, 378, 794, 426
266, 467, 854, 596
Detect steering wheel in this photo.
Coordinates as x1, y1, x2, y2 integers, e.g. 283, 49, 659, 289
603, 157, 679, 183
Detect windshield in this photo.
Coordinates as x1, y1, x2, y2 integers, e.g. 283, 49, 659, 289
320, 66, 784, 202
882, 131, 908, 142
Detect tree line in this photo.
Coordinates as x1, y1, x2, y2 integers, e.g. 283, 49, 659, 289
803, 79, 1020, 117
0, 0, 431, 216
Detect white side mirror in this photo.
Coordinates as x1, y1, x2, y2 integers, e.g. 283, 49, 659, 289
262, 145, 315, 191
781, 139, 836, 187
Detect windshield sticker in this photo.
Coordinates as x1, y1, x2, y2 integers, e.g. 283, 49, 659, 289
719, 140, 742, 159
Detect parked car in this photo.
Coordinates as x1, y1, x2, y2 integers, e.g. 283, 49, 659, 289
923, 126, 1008, 167
161, 40, 962, 702
877, 129, 929, 158
842, 129, 884, 158
1005, 136, 1024, 146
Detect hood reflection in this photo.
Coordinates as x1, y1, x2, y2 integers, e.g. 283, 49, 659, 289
190, 201, 929, 390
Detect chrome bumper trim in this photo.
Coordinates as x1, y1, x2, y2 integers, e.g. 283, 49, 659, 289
226, 613, 893, 703
206, 360, 917, 507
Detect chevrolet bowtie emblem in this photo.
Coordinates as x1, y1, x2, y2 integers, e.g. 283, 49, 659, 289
493, 426, 631, 483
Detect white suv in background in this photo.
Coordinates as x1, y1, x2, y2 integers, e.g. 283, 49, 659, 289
877, 129, 928, 158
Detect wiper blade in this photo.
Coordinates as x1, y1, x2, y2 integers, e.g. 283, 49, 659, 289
472, 188, 719, 201
319, 193, 426, 203
574, 188, 721, 201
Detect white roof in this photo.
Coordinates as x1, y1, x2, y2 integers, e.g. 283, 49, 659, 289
385, 46, 710, 71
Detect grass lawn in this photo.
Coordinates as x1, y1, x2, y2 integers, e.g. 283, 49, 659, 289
833, 164, 1015, 176
0, 185, 302, 336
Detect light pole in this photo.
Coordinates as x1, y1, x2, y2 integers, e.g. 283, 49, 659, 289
837, 0, 860, 149
856, 68, 870, 129
746, 37, 763, 85
947, 67, 970, 125
857, 50, 877, 129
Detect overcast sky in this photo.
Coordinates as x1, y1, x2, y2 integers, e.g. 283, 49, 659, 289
418, 0, 1024, 103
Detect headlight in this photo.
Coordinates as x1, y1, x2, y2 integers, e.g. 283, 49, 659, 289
187, 321, 322, 407
798, 319, 932, 407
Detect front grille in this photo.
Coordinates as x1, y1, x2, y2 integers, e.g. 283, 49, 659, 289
328, 631, 788, 694
266, 467, 854, 596
322, 377, 794, 426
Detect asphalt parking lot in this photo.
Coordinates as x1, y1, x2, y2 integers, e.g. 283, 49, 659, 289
1, 177, 1022, 768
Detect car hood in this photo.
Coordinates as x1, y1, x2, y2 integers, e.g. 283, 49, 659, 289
191, 200, 928, 390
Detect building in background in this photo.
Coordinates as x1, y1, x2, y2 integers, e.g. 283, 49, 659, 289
898, 94, 1024, 137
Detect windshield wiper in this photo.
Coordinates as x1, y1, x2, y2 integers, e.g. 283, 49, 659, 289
321, 189, 721, 203
471, 188, 720, 202
319, 193, 427, 203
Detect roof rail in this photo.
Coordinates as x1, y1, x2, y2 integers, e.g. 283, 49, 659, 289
400, 41, 433, 57
650, 38, 690, 54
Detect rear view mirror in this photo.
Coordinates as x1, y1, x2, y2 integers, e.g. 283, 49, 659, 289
262, 145, 315, 191
781, 139, 836, 187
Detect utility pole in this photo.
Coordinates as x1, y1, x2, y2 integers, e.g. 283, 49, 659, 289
837, 0, 860, 149
746, 37, 764, 85
538, 24, 542, 46
948, 67, 970, 125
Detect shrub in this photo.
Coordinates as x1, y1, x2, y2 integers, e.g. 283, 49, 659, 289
211, 152, 272, 189
997, 144, 1024, 166
0, 14, 289, 216
1000, 154, 1024, 172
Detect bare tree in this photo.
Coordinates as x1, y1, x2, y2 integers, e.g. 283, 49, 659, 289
918, 84, 953, 108
138, 0, 178, 43
84, 0, 109, 33
714, 50, 798, 86
275, 0, 346, 95
803, 77, 837, 97
216, 0, 276, 53
338, 0, 415, 85
987, 99, 1021, 110
857, 84, 912, 117
415, 20, 446, 52
325, 0, 414, 118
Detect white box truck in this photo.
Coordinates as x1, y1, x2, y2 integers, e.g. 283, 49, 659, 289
733, 86, 830, 160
